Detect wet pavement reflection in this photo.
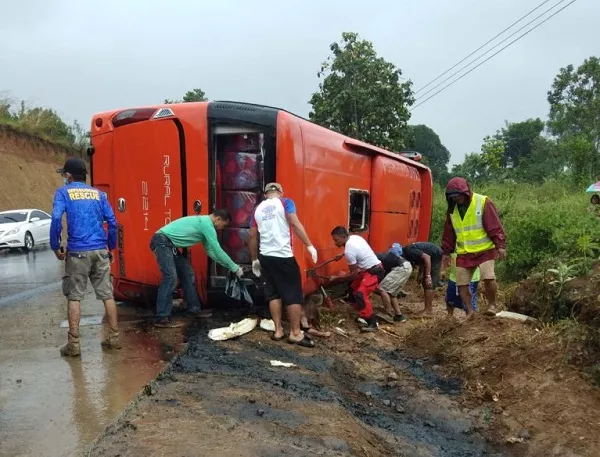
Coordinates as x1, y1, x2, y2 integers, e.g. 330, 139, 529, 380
0, 246, 63, 299
0, 246, 187, 457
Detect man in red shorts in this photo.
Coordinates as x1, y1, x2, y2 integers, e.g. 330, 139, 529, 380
328, 226, 385, 332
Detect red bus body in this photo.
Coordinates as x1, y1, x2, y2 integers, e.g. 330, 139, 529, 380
89, 101, 432, 306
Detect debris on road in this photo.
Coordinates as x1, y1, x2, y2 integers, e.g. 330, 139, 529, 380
269, 360, 297, 368
259, 319, 275, 332
208, 318, 257, 341
495, 310, 539, 323
333, 327, 350, 338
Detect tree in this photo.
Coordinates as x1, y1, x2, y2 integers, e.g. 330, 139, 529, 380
451, 152, 487, 184
499, 118, 545, 168
69, 120, 90, 156
548, 56, 600, 182
408, 124, 451, 184
309, 32, 414, 151
164, 87, 208, 104
451, 136, 505, 185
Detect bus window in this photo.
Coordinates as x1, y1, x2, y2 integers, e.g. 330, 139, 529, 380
348, 189, 370, 233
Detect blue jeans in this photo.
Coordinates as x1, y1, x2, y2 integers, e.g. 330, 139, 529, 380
150, 233, 202, 319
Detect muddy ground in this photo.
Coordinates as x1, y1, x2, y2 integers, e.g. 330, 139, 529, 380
87, 320, 500, 456
87, 282, 600, 457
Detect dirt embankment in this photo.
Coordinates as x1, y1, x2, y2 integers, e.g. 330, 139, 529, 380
0, 124, 73, 212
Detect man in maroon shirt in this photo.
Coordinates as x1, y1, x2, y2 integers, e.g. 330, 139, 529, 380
441, 177, 506, 316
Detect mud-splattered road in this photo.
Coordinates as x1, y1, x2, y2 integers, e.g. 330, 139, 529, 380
0, 247, 187, 457
88, 314, 514, 457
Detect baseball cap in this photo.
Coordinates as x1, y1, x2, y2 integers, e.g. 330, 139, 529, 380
57, 157, 87, 175
264, 182, 283, 193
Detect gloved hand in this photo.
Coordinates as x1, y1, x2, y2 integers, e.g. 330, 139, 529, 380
307, 245, 318, 264
252, 259, 261, 277
235, 267, 244, 279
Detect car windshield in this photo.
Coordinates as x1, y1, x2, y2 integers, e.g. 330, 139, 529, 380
0, 212, 28, 223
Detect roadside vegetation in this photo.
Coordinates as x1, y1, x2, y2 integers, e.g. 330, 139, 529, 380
0, 94, 88, 155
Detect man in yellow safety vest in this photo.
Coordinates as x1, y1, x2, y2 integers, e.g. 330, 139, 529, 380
441, 177, 506, 317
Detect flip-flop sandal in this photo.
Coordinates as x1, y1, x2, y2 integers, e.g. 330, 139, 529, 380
270, 333, 286, 341
287, 335, 315, 348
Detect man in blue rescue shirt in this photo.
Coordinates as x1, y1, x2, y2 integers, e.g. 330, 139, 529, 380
51, 157, 120, 357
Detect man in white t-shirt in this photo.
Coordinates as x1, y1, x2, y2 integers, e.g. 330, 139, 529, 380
327, 226, 385, 332
249, 182, 318, 348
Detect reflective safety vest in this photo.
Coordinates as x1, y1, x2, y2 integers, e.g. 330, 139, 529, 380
450, 193, 495, 255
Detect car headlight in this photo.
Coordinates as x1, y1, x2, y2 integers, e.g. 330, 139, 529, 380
6, 227, 20, 236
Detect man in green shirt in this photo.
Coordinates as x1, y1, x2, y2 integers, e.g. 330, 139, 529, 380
150, 209, 243, 328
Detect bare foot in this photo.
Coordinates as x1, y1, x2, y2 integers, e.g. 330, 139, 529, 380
485, 306, 498, 316
415, 309, 434, 318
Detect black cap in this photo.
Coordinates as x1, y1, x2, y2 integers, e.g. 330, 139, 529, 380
57, 157, 87, 175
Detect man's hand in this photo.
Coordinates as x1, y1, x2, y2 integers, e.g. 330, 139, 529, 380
108, 251, 114, 264
235, 267, 244, 279
307, 245, 318, 264
333, 253, 344, 262
496, 248, 507, 260
442, 254, 451, 269
251, 259, 261, 277
54, 249, 65, 261
424, 275, 433, 289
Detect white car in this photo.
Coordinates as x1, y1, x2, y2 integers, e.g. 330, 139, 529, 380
0, 209, 52, 252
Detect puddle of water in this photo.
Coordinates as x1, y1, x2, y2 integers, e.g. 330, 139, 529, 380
59, 314, 147, 328
0, 319, 186, 457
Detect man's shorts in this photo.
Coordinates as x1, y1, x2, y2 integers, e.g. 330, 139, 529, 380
422, 255, 443, 290
445, 279, 478, 311
259, 254, 303, 306
379, 262, 413, 297
62, 249, 113, 301
455, 260, 495, 286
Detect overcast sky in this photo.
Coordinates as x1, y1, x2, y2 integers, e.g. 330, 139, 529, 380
1, 0, 597, 165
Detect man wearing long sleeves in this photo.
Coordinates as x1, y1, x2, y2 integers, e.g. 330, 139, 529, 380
441, 177, 506, 316
151, 209, 243, 328
51, 157, 120, 357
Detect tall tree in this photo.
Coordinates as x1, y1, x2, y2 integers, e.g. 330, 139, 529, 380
498, 118, 545, 167
451, 152, 487, 185
451, 136, 505, 185
309, 32, 414, 151
164, 87, 208, 104
548, 56, 600, 183
408, 124, 451, 184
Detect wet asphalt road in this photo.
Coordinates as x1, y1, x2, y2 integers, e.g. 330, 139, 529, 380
0, 245, 187, 457
0, 246, 63, 302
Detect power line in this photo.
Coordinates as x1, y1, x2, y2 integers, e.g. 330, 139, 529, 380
414, 0, 554, 95
411, 0, 577, 111
414, 0, 569, 104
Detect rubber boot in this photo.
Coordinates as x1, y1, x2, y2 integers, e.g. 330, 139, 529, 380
360, 315, 379, 333
101, 328, 122, 350
60, 331, 81, 357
